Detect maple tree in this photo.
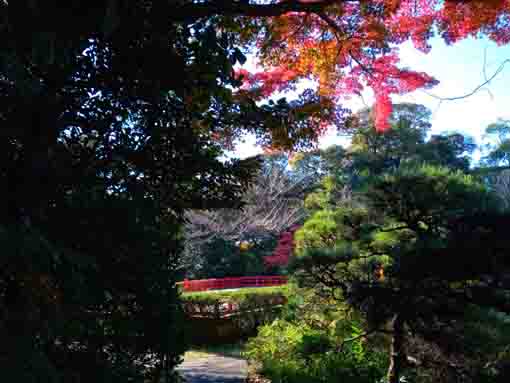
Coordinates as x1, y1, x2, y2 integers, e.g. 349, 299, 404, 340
224, 0, 510, 133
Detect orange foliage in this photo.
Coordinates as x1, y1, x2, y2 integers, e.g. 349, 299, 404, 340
374, 265, 385, 281
237, 0, 510, 133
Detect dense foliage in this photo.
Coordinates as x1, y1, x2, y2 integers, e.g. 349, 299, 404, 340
246, 319, 386, 383
232, 0, 510, 132
289, 110, 510, 382
279, 103, 476, 264
0, 2, 261, 381
245, 287, 387, 383
183, 285, 288, 302
184, 286, 288, 345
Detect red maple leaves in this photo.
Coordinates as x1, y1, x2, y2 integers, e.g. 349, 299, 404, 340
351, 54, 438, 132
264, 225, 301, 268
236, 67, 300, 100
440, 0, 510, 45
236, 0, 510, 133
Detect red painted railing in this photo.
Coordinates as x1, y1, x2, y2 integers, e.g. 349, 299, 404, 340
178, 275, 287, 292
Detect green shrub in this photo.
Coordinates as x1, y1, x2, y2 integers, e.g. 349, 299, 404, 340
182, 285, 289, 303
182, 286, 288, 317
245, 319, 386, 383
182, 286, 290, 344
297, 332, 333, 358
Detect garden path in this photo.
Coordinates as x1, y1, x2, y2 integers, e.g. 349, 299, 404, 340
177, 354, 248, 383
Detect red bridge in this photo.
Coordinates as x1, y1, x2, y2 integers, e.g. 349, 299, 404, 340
178, 275, 287, 292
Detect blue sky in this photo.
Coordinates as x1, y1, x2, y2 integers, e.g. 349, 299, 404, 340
234, 36, 510, 160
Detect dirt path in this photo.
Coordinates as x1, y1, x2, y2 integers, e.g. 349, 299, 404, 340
177, 354, 248, 383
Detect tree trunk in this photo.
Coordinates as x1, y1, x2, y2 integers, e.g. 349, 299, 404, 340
387, 314, 406, 383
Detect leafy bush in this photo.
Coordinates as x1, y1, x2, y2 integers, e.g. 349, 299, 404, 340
182, 286, 288, 320
406, 307, 510, 383
182, 286, 289, 345
182, 286, 288, 305
245, 318, 386, 383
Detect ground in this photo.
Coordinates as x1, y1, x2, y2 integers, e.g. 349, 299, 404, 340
177, 351, 248, 383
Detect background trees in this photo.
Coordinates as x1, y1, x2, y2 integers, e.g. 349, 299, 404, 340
293, 164, 510, 383
487, 169, 510, 210
281, 104, 510, 383
243, 103, 510, 383
482, 119, 510, 167
183, 154, 314, 278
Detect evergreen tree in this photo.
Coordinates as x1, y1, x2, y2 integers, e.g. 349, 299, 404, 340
293, 165, 510, 383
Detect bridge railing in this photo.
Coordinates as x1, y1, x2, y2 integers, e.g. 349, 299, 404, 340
178, 275, 287, 292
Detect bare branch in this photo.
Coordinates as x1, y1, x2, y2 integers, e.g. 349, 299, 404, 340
423, 58, 510, 102
182, 160, 314, 270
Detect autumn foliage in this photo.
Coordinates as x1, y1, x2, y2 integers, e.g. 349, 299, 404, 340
264, 224, 301, 267
237, 0, 510, 132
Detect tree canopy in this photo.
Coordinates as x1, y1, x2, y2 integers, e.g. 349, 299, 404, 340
3, 1, 509, 144
287, 104, 510, 382
231, 0, 510, 132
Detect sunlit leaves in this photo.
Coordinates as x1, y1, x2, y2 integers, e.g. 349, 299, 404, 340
234, 0, 509, 133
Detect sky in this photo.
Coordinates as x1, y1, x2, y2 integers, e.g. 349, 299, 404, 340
233, 36, 510, 161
